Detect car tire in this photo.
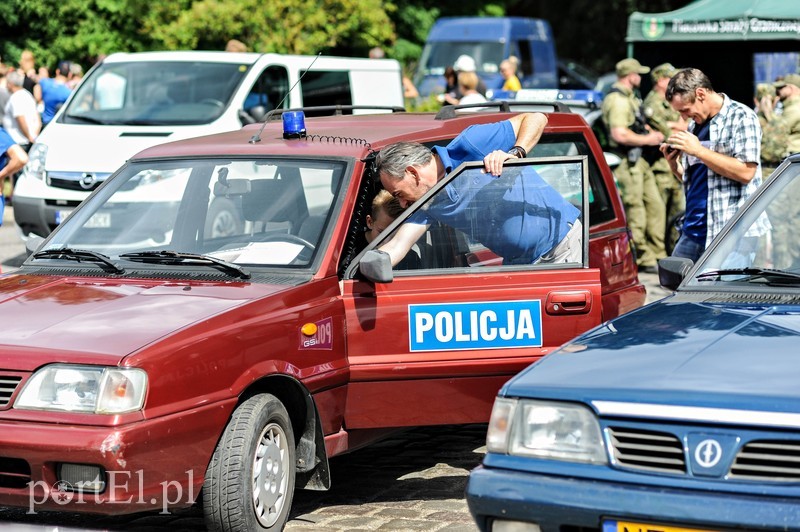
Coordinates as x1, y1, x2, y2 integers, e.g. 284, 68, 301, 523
205, 197, 244, 239
203, 394, 296, 532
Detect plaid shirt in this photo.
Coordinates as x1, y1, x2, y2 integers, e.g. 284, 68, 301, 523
683, 94, 766, 246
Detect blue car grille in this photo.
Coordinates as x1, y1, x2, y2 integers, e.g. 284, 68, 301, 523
730, 440, 800, 481
0, 375, 22, 408
607, 427, 686, 474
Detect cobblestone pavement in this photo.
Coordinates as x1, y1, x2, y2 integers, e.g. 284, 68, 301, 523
0, 424, 486, 531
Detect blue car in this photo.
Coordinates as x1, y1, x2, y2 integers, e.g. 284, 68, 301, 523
466, 157, 800, 532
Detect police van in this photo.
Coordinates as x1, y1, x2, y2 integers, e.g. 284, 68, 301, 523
12, 51, 404, 240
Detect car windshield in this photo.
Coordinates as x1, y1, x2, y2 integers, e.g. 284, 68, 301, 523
686, 163, 800, 287
62, 60, 251, 126
419, 42, 505, 76
37, 158, 346, 270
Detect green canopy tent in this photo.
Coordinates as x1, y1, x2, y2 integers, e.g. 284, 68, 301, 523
627, 0, 800, 104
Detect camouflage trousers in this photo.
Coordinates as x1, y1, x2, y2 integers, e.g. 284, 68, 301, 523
613, 157, 666, 267
652, 160, 685, 229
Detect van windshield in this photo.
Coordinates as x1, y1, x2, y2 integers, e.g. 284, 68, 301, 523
61, 61, 252, 126
419, 42, 505, 76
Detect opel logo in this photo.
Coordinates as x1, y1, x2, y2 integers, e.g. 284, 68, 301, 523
80, 173, 97, 190
694, 438, 722, 468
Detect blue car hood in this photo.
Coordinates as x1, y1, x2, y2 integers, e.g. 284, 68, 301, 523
504, 295, 800, 412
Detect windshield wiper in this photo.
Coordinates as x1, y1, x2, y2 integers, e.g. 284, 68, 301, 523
32, 248, 125, 274
696, 267, 800, 285
119, 251, 251, 279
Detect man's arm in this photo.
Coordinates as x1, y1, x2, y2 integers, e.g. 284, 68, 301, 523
0, 144, 28, 181
668, 130, 757, 184
483, 112, 547, 176
610, 126, 664, 147
378, 222, 427, 267
14, 115, 37, 144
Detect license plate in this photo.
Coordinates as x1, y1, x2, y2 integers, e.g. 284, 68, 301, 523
603, 520, 718, 532
84, 212, 111, 228
55, 209, 73, 224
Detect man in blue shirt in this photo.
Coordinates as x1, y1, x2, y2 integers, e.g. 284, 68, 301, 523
0, 127, 29, 223
375, 112, 582, 266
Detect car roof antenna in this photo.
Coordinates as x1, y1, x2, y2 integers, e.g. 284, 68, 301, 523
249, 52, 322, 144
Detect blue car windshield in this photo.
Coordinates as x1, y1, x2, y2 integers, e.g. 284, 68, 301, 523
687, 163, 800, 287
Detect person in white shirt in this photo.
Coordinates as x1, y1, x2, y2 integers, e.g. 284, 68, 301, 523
3, 70, 40, 149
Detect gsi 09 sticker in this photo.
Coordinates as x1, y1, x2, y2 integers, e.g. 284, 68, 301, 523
408, 300, 542, 352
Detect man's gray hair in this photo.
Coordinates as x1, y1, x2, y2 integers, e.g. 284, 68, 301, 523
376, 142, 433, 180
665, 68, 714, 103
5, 70, 23, 88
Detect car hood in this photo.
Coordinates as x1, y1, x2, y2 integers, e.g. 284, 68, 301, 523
40, 123, 205, 173
0, 274, 286, 370
505, 295, 800, 412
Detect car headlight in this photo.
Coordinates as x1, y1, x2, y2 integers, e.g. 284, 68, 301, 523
15, 365, 147, 414
486, 398, 607, 464
21, 143, 48, 181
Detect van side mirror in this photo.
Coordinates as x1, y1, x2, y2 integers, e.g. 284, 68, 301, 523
359, 250, 394, 283
238, 109, 256, 125
247, 105, 268, 123
658, 256, 694, 291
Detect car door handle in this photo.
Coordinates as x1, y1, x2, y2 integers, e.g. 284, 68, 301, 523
546, 290, 592, 315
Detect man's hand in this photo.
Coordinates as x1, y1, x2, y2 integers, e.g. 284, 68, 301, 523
483, 150, 516, 176
665, 130, 702, 157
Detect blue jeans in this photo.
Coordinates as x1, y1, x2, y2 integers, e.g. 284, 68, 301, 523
672, 234, 704, 263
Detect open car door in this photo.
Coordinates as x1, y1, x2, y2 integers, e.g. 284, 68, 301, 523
341, 156, 601, 428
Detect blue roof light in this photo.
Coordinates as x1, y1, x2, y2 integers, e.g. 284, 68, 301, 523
283, 111, 307, 139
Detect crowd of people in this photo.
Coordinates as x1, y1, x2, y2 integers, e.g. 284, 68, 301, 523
600, 57, 795, 271
0, 50, 83, 207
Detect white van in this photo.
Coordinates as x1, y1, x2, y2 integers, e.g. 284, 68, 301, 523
13, 51, 404, 239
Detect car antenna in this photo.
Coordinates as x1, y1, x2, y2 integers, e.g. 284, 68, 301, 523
249, 52, 322, 144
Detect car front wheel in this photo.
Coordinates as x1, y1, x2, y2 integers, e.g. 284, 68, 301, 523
203, 394, 296, 531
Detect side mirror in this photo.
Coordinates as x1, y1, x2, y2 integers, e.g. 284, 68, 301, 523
247, 105, 268, 123
237, 109, 256, 125
658, 256, 694, 291
359, 250, 394, 283
25, 235, 45, 257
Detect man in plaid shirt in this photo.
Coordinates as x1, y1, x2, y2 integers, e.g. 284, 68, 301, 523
661, 68, 765, 263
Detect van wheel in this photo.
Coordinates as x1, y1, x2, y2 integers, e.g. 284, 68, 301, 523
205, 197, 243, 239
203, 394, 296, 531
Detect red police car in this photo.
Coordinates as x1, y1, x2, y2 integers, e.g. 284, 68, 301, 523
0, 103, 644, 531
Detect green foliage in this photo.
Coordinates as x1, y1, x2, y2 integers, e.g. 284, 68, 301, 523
143, 0, 395, 55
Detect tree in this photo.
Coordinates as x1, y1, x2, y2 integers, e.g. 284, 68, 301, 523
143, 0, 395, 55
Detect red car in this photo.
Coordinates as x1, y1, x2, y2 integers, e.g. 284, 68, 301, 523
0, 104, 644, 531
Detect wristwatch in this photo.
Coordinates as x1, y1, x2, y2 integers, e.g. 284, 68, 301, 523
507, 145, 527, 159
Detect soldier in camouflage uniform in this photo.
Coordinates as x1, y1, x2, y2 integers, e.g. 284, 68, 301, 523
760, 74, 800, 269
601, 58, 666, 272
643, 63, 686, 241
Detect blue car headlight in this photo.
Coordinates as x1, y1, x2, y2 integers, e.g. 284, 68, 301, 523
487, 398, 607, 464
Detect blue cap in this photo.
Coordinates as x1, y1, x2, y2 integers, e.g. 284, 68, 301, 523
282, 111, 306, 139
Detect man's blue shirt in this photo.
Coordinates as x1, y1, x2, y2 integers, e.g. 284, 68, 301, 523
408, 120, 579, 263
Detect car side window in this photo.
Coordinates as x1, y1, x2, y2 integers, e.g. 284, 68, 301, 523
381, 158, 588, 273
529, 133, 615, 226
245, 66, 290, 114
428, 134, 615, 228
